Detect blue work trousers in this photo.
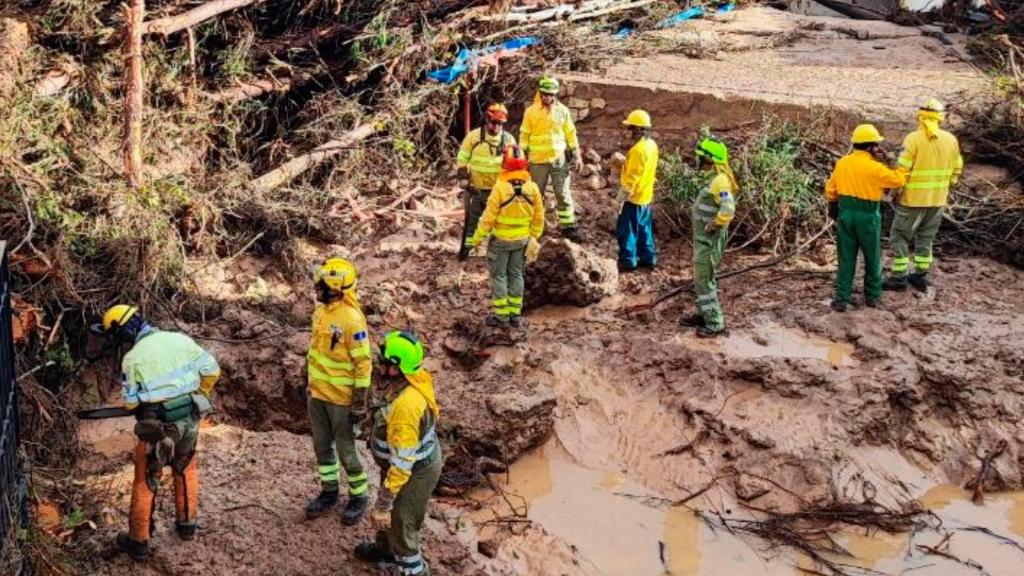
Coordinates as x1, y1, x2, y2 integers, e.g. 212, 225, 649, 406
616, 201, 657, 268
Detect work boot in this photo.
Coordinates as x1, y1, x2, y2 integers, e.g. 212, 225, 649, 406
175, 522, 197, 541
509, 316, 526, 329
341, 495, 368, 525
115, 532, 149, 561
908, 273, 928, 292
696, 326, 727, 339
865, 300, 882, 309
305, 489, 339, 519
457, 245, 470, 262
355, 541, 395, 564
562, 227, 581, 243
485, 314, 509, 328
882, 276, 908, 291
678, 313, 705, 328
830, 300, 849, 313
618, 262, 637, 273
639, 261, 657, 271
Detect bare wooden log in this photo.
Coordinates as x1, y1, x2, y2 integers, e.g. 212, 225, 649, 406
249, 121, 381, 194
204, 72, 312, 104
123, 0, 145, 190
143, 0, 267, 37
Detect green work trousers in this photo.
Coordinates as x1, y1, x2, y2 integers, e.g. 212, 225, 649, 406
308, 397, 368, 496
835, 196, 882, 305
488, 238, 528, 319
373, 447, 443, 576
890, 204, 943, 277
461, 188, 490, 247
693, 225, 728, 331
529, 158, 576, 228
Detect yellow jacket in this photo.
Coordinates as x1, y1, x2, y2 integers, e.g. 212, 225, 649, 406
692, 170, 737, 229
519, 92, 579, 165
896, 127, 963, 207
307, 300, 372, 406
620, 136, 659, 205
374, 370, 440, 494
825, 150, 907, 203
470, 171, 545, 244
456, 128, 516, 191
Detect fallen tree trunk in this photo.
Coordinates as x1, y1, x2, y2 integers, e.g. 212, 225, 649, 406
205, 73, 313, 104
249, 121, 381, 194
144, 0, 267, 36
123, 0, 145, 190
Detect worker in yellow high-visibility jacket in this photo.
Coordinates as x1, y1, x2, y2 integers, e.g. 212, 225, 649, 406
456, 103, 516, 261
520, 75, 582, 242
883, 98, 963, 293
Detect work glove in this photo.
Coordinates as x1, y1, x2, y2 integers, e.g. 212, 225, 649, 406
371, 489, 395, 529
573, 151, 584, 173
827, 202, 839, 221
526, 238, 541, 264
703, 221, 720, 236
616, 189, 629, 205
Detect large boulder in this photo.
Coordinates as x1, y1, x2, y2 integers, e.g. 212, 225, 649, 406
526, 239, 617, 308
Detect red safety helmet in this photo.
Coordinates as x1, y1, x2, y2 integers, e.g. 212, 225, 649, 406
486, 103, 509, 123
502, 145, 528, 172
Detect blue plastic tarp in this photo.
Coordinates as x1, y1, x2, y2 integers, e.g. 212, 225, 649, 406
428, 36, 541, 84
656, 3, 735, 29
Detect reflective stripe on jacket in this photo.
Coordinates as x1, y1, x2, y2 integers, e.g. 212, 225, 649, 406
620, 136, 659, 205
121, 329, 220, 408
307, 300, 372, 406
456, 128, 515, 191
470, 175, 545, 243
825, 150, 907, 203
896, 128, 963, 207
370, 370, 441, 494
519, 93, 579, 165
692, 172, 736, 228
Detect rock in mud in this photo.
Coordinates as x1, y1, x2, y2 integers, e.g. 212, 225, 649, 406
526, 239, 617, 308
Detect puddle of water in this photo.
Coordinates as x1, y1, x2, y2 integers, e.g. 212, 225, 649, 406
727, 322, 855, 367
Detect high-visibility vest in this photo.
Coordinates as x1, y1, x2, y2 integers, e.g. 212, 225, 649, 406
121, 330, 219, 406
456, 129, 514, 191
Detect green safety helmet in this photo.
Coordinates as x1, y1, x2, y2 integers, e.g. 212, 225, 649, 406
538, 76, 560, 95
695, 137, 729, 164
379, 330, 425, 375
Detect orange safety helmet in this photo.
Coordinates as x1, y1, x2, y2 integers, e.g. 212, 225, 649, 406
485, 103, 508, 123
502, 145, 528, 172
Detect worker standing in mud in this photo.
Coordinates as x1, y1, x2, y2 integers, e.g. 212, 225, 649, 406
825, 124, 907, 311
356, 330, 442, 576
680, 137, 738, 338
883, 98, 963, 293
304, 258, 372, 524
465, 145, 545, 328
616, 109, 659, 272
455, 103, 516, 261
92, 305, 219, 560
520, 75, 583, 242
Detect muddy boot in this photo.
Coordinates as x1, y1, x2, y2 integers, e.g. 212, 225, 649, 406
678, 313, 705, 328
355, 541, 395, 564
562, 227, 581, 243
457, 245, 470, 262
882, 276, 908, 291
908, 273, 928, 292
696, 325, 727, 339
485, 314, 509, 328
116, 532, 149, 561
305, 489, 339, 519
617, 262, 637, 273
865, 299, 882, 309
341, 494, 368, 525
175, 522, 197, 541
509, 316, 527, 329
830, 300, 848, 313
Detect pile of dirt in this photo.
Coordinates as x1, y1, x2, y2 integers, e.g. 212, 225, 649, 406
525, 239, 618, 308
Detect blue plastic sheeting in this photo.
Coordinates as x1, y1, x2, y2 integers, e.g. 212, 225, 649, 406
428, 36, 541, 84
656, 3, 735, 29
614, 26, 634, 39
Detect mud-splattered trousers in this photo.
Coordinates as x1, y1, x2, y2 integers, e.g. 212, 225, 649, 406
529, 157, 576, 229
889, 205, 943, 279
308, 397, 368, 496
835, 196, 883, 304
488, 238, 528, 319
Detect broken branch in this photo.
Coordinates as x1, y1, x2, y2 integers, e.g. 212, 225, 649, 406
144, 0, 267, 37
249, 121, 381, 194
966, 439, 1008, 504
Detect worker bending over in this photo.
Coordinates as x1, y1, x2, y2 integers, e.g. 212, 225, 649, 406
304, 258, 372, 524
94, 305, 219, 560
825, 124, 907, 311
356, 331, 443, 576
616, 109, 659, 272
465, 146, 545, 328
884, 98, 963, 292
520, 75, 582, 241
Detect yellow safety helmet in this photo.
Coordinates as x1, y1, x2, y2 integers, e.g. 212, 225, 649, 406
102, 304, 138, 332
622, 109, 652, 128
851, 124, 885, 145
919, 98, 945, 113
313, 257, 357, 292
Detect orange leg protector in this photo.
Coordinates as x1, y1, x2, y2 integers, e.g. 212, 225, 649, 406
173, 454, 199, 527
128, 441, 157, 543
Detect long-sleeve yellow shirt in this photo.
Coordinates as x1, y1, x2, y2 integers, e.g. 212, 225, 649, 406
519, 92, 579, 165
896, 127, 963, 208
825, 150, 907, 203
307, 300, 372, 406
620, 136, 659, 205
